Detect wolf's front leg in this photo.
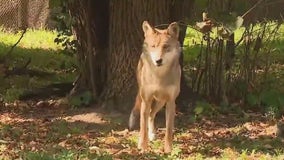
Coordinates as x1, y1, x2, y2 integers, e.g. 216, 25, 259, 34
164, 101, 176, 153
148, 101, 165, 141
138, 101, 150, 152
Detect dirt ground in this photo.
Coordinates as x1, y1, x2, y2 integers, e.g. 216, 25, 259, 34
0, 99, 283, 159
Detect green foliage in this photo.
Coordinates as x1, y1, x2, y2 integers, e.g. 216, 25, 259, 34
23, 152, 54, 160
194, 103, 205, 115
68, 90, 93, 107
0, 123, 22, 140
261, 90, 284, 119
260, 90, 281, 108
4, 87, 25, 102
183, 22, 284, 114
49, 0, 63, 8
0, 27, 61, 49
0, 29, 77, 102
169, 145, 182, 159
194, 101, 216, 118
246, 88, 284, 118
49, 0, 77, 55
55, 150, 77, 160
246, 93, 259, 106
192, 0, 254, 24
22, 150, 113, 160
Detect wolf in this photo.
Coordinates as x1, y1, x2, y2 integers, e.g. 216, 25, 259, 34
129, 21, 181, 153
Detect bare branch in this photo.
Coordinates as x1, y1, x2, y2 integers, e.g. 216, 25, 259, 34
241, 0, 264, 18
5, 28, 27, 58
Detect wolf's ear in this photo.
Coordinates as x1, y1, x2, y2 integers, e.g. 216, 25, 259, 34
167, 22, 180, 39
142, 21, 155, 36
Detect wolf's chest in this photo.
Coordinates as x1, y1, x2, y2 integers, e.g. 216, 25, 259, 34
142, 84, 179, 101
139, 61, 181, 101
153, 85, 174, 101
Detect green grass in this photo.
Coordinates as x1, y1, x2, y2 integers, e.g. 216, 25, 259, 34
0, 27, 77, 102
0, 27, 61, 49
0, 28, 76, 71
183, 23, 284, 63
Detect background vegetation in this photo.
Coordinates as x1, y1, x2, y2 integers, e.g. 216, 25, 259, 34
0, 0, 284, 159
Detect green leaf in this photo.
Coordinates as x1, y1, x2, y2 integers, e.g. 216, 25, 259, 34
260, 90, 280, 107
194, 105, 204, 115
247, 93, 259, 106
49, 0, 63, 8
69, 90, 93, 107
81, 91, 93, 105
278, 93, 284, 106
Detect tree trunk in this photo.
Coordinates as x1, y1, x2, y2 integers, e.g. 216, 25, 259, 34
69, 0, 194, 111
68, 0, 109, 101
169, 0, 196, 112
100, 0, 174, 110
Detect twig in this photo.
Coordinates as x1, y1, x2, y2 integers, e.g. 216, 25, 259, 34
235, 31, 246, 47
23, 57, 31, 68
241, 0, 264, 18
113, 148, 125, 155
280, 13, 284, 22
235, 22, 280, 47
5, 28, 27, 58
1, 28, 27, 76
264, 0, 284, 6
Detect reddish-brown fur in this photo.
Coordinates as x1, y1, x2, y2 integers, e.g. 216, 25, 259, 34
129, 21, 181, 153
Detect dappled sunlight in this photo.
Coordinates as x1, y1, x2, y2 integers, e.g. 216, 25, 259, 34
0, 33, 77, 102
0, 0, 284, 159
173, 113, 284, 158
64, 112, 108, 124
0, 27, 63, 50
1, 101, 284, 159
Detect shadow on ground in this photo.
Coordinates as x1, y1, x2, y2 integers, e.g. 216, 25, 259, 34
2, 103, 283, 159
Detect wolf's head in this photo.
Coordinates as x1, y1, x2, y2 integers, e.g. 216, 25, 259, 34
142, 21, 181, 67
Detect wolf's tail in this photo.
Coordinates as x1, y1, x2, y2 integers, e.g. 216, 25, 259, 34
129, 94, 141, 130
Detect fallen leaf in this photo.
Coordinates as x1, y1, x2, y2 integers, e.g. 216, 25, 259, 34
0, 140, 9, 144
111, 129, 129, 136
58, 140, 67, 147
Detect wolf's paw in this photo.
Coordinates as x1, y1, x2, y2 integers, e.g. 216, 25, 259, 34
138, 137, 149, 151
164, 144, 172, 154
148, 132, 156, 141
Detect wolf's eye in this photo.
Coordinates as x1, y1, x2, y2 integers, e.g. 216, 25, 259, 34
163, 44, 170, 52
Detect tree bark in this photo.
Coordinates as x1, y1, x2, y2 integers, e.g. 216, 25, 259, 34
68, 0, 109, 101
69, 0, 194, 111
100, 0, 173, 110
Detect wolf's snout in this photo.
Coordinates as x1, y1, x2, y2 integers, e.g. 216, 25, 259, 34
156, 59, 163, 66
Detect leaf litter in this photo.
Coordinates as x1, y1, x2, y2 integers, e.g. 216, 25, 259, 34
0, 100, 284, 159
